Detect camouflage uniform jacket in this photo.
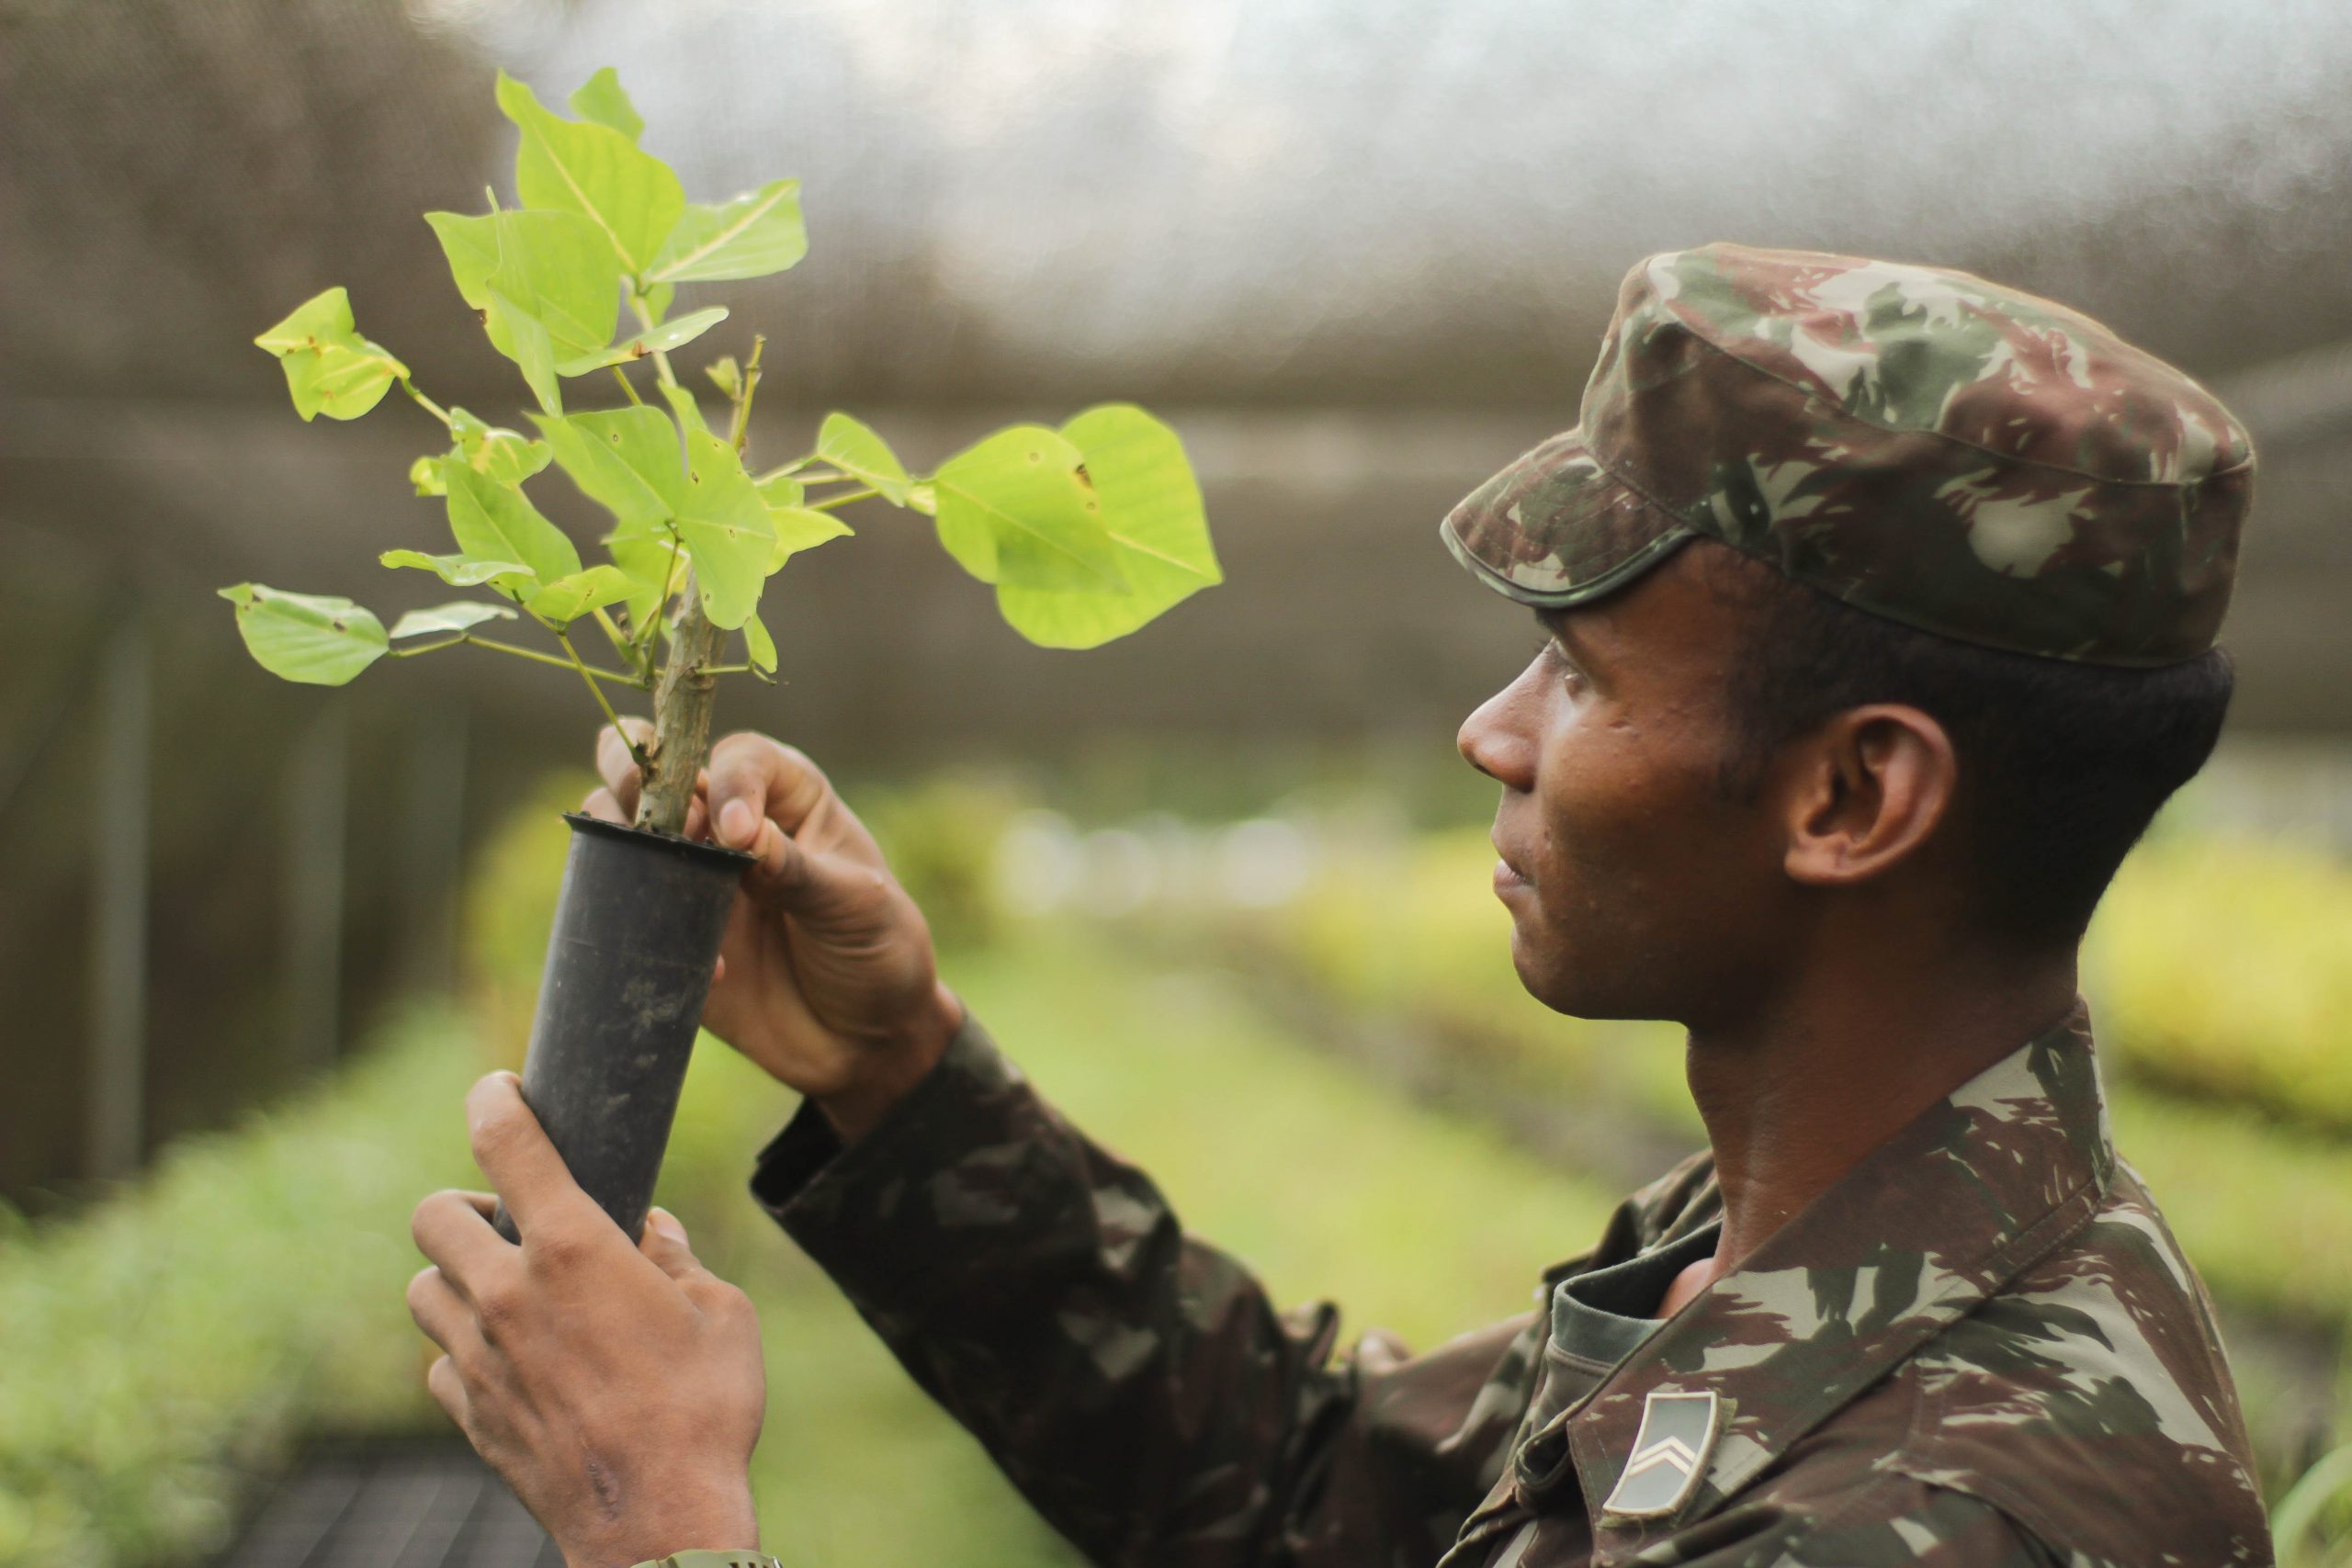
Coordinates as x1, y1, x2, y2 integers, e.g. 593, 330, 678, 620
750, 1002, 2269, 1567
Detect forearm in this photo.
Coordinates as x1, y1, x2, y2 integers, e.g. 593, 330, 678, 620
751, 1016, 1361, 1565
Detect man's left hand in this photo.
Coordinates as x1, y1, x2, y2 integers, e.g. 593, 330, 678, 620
409, 1072, 767, 1568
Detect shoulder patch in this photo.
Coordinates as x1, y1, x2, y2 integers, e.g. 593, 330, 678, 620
1602, 1389, 1721, 1521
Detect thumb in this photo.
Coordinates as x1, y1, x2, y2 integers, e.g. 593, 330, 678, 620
638, 1206, 705, 1280
735, 815, 850, 917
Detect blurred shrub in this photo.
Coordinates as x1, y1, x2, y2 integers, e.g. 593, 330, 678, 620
1227, 823, 1692, 1130
0, 1010, 478, 1565
2086, 830, 2352, 1131
863, 770, 1032, 949
459, 770, 594, 1069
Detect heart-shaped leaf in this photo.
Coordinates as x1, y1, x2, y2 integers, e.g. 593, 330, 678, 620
815, 412, 910, 503
675, 428, 775, 629
993, 404, 1219, 649
525, 564, 642, 626
254, 288, 409, 423
439, 461, 580, 587
745, 611, 777, 675
648, 179, 807, 284
390, 601, 517, 639
449, 408, 552, 485
567, 67, 644, 142
763, 505, 853, 572
426, 209, 621, 412
555, 305, 729, 377
532, 405, 687, 537
379, 548, 534, 588
219, 583, 389, 685
497, 70, 684, 276
607, 533, 684, 633
932, 425, 1125, 592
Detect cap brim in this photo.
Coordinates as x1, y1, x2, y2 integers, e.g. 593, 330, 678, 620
1440, 429, 1694, 608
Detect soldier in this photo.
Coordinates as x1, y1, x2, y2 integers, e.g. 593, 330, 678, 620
408, 243, 2271, 1567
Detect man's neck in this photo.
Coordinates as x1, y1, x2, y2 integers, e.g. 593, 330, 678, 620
1668, 943, 2080, 1307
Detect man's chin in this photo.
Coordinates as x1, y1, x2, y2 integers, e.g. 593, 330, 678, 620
1509, 931, 1645, 1021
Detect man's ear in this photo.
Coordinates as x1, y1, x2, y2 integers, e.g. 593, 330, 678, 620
1780, 704, 1958, 888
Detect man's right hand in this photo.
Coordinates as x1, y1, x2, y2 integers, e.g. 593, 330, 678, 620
585, 721, 963, 1143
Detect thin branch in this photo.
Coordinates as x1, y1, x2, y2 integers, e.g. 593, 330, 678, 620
609, 365, 645, 406
808, 486, 878, 513
695, 662, 755, 676
388, 636, 467, 658
751, 456, 841, 485
631, 532, 686, 657
589, 606, 633, 662
628, 291, 679, 389
461, 634, 643, 684
729, 334, 766, 455
401, 380, 455, 430
558, 626, 646, 764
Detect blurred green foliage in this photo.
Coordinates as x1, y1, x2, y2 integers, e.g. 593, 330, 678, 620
2091, 832, 2352, 1131
6, 766, 2348, 1563
0, 781, 1618, 1565
0, 1010, 477, 1563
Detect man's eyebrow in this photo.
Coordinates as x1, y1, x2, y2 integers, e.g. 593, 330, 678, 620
1532, 608, 1599, 670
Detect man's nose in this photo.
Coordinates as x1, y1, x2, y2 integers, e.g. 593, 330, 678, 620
1458, 681, 1537, 792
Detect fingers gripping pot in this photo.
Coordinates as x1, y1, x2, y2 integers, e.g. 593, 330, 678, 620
494, 813, 754, 1245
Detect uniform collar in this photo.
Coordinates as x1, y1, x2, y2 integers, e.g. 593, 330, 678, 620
1561, 1002, 2115, 1549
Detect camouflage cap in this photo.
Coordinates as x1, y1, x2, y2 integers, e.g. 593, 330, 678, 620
1442, 243, 2255, 665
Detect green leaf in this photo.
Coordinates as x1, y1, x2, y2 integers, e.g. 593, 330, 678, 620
607, 533, 682, 631
744, 611, 777, 675
648, 178, 807, 284
993, 405, 1221, 649
815, 412, 910, 504
390, 601, 516, 639
439, 460, 581, 586
218, 583, 389, 685
932, 425, 1125, 592
410, 457, 447, 497
763, 505, 853, 572
675, 428, 775, 629
755, 474, 804, 509
525, 565, 641, 626
425, 209, 621, 412
489, 291, 563, 414
660, 381, 711, 438
706, 355, 742, 400
554, 305, 729, 377
254, 288, 409, 423
640, 281, 676, 326
497, 70, 684, 276
449, 407, 552, 485
531, 406, 687, 536
905, 480, 938, 516
379, 548, 533, 587
567, 67, 644, 142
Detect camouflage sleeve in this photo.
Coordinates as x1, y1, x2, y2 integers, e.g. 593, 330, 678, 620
751, 1015, 1528, 1568
1520, 1476, 2056, 1567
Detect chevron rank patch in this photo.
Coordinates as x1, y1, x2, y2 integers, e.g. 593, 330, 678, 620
1602, 1389, 1720, 1521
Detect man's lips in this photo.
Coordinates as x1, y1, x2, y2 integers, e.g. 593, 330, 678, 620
1491, 838, 1532, 892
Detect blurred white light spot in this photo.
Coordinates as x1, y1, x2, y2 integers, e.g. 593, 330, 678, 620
1214, 818, 1312, 907
996, 809, 1082, 914
1080, 829, 1159, 916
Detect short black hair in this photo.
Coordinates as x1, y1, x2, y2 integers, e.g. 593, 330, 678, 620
1699, 542, 2235, 952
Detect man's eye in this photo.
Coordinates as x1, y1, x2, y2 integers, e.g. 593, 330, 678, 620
1534, 638, 1586, 688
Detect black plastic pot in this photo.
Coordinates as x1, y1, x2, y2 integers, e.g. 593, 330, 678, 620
493, 812, 752, 1245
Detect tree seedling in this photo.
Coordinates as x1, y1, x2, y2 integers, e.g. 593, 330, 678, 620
227, 67, 1220, 835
